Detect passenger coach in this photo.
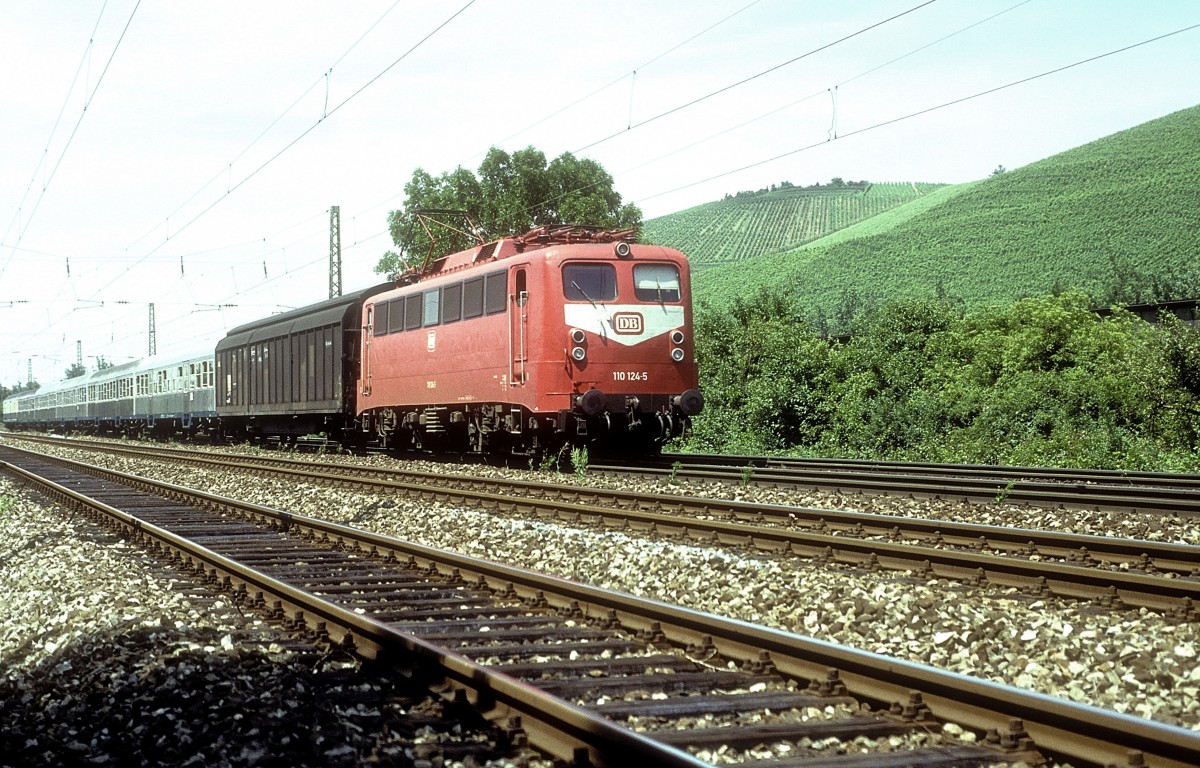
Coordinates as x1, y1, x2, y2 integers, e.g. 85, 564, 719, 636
1, 347, 216, 437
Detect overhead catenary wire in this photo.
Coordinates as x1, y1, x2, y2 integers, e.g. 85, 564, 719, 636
216, 0, 777, 290
589, 0, 1040, 199
633, 21, 1200, 205
8, 4, 1196, 382
0, 0, 141, 284
95, 0, 409, 276
453, 0, 948, 237
0, 0, 111, 249
66, 0, 478, 317
0, 1, 1062, 374
483, 0, 767, 159
63, 0, 1051, 357
2, 6, 401, 363
571, 0, 940, 154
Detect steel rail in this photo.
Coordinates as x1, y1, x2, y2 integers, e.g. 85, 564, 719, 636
5, 447, 1200, 767
0, 451, 708, 768
9, 435, 1199, 567
663, 452, 1200, 492
10, 434, 1200, 511
10, 436, 1199, 615
595, 458, 1200, 515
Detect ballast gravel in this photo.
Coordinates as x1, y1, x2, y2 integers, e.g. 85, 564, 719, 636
5, 437, 1200, 759
0, 475, 547, 768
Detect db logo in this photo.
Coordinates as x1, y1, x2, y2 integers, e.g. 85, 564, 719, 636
613, 312, 644, 334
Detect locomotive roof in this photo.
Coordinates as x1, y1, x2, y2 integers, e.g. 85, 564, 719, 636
397, 225, 638, 284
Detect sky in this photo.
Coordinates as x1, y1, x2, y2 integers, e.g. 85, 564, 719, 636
2, 0, 1198, 387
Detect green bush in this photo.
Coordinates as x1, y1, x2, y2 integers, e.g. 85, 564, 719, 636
688, 292, 1200, 471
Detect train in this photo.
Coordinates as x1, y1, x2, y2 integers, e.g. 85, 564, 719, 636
2, 226, 704, 456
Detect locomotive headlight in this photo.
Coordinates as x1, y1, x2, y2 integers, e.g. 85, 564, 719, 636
670, 329, 685, 345
614, 241, 632, 258
570, 328, 587, 345
671, 347, 685, 362
571, 346, 587, 362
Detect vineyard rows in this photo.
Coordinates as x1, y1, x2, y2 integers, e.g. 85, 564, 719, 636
694, 104, 1200, 324
643, 182, 943, 268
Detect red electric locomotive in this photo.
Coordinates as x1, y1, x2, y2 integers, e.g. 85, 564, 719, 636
357, 225, 703, 455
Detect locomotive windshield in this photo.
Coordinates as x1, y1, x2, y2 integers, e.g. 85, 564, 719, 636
563, 264, 617, 302
633, 264, 681, 303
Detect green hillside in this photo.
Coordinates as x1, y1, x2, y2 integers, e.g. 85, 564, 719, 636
642, 181, 945, 269
694, 104, 1200, 324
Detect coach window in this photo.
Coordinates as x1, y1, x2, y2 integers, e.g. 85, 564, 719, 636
633, 264, 681, 303
423, 289, 440, 327
563, 263, 617, 302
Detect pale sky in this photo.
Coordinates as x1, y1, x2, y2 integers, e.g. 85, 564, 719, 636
2, 0, 1198, 386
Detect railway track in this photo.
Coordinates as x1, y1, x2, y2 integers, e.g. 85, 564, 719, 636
5, 443, 1200, 767
8, 434, 1200, 619
590, 452, 1200, 516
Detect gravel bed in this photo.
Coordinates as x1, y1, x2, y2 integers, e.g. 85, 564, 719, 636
0, 475, 549, 768
137, 439, 1200, 544
7, 438, 1200, 767
17, 440, 1200, 740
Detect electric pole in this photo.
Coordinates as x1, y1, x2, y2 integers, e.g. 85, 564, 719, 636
329, 205, 342, 299
148, 302, 156, 357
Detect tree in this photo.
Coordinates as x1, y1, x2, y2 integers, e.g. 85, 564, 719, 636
991, 165, 1007, 176
65, 362, 86, 378
95, 356, 113, 371
376, 146, 642, 276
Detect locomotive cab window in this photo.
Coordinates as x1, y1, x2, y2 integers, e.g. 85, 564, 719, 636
633, 264, 681, 303
563, 264, 617, 302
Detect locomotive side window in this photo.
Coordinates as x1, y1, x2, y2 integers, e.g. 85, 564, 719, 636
443, 283, 462, 323
423, 289, 440, 327
405, 293, 423, 331
633, 264, 681, 303
484, 271, 507, 314
463, 277, 484, 319
373, 302, 389, 336
563, 264, 617, 302
388, 298, 406, 334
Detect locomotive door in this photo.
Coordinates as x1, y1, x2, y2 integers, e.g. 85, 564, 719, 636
509, 267, 527, 386
361, 304, 374, 396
